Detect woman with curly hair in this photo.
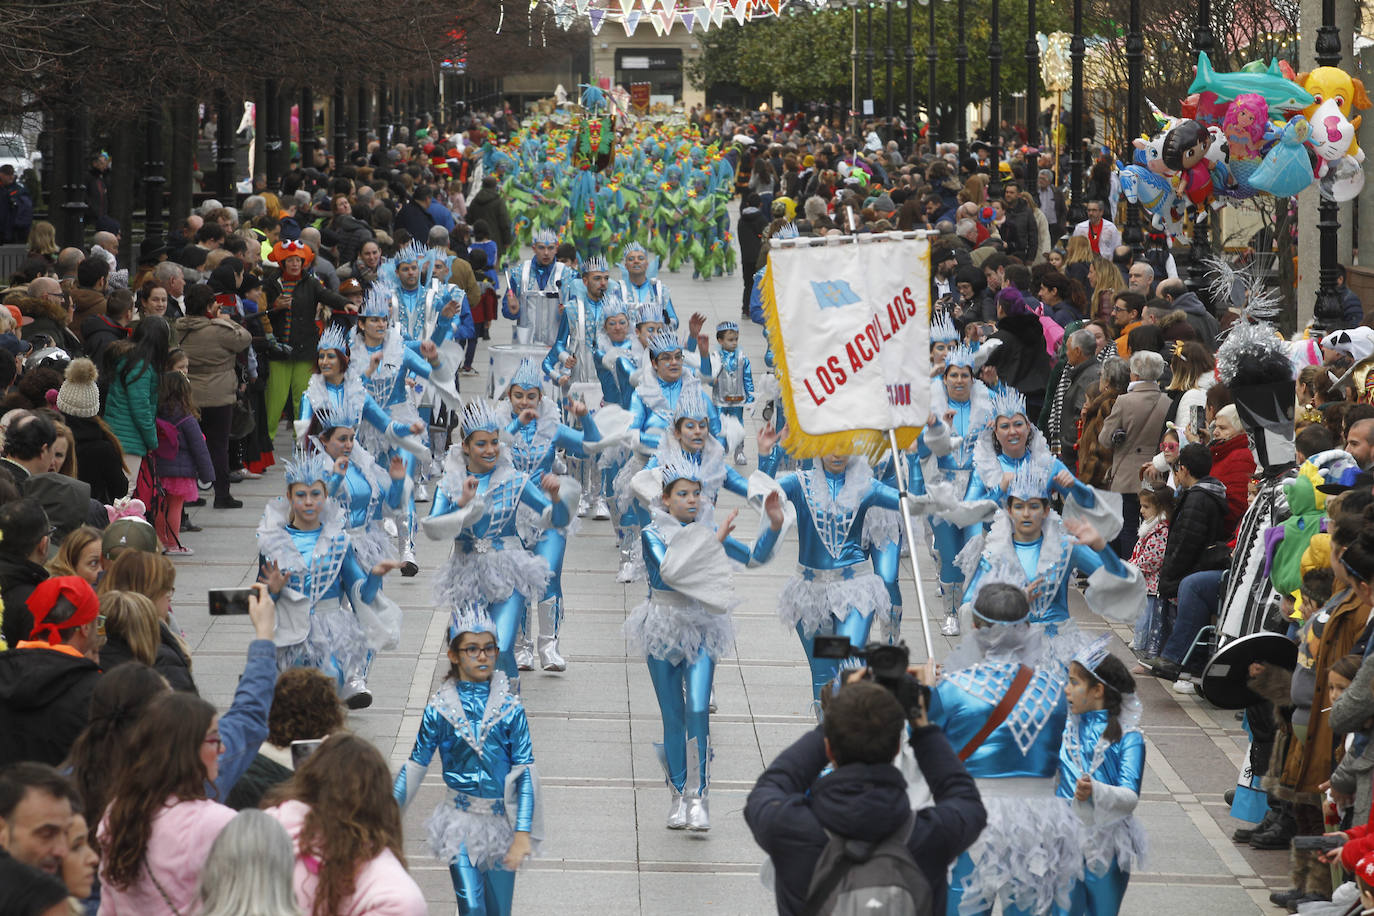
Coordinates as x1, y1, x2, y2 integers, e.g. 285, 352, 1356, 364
225, 667, 345, 810
265, 733, 426, 916
98, 691, 237, 914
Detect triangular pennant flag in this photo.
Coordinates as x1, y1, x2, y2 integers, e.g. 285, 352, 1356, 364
659, 2, 674, 28
699, 14, 710, 30
766, 0, 779, 13
618, 0, 634, 16
624, 8, 641, 33
732, 0, 747, 23
650, 12, 665, 33
711, 3, 725, 25
679, 10, 694, 29
575, 0, 590, 12
589, 6, 605, 31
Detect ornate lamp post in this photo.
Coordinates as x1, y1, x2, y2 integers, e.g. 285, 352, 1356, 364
1186, 0, 1214, 295
926, 0, 938, 148
1067, 0, 1086, 226
988, 0, 1002, 176
904, 0, 915, 149
955, 0, 967, 159
1312, 0, 1344, 330
1025, 0, 1039, 157
885, 0, 895, 125
1120, 0, 1144, 257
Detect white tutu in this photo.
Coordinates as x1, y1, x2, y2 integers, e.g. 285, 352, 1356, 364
778, 567, 891, 637
1084, 815, 1148, 877
348, 522, 397, 572
426, 803, 514, 871
623, 591, 735, 664
434, 542, 552, 611
954, 794, 1084, 916
861, 506, 901, 551
275, 601, 368, 676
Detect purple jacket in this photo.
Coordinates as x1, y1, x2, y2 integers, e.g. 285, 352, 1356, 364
154, 410, 215, 482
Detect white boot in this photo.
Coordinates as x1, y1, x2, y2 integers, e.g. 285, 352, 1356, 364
939, 582, 961, 637
537, 597, 566, 671
656, 744, 689, 829
514, 630, 535, 671
685, 737, 711, 831
592, 497, 612, 520
340, 651, 375, 710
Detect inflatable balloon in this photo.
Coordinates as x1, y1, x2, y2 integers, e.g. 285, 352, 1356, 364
1319, 154, 1365, 203
1299, 66, 1371, 160
1250, 116, 1316, 198
1189, 51, 1314, 111
1308, 97, 1356, 174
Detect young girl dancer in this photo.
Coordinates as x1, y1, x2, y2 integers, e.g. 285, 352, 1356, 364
624, 454, 785, 831
1060, 638, 1148, 916
394, 607, 541, 916
422, 400, 576, 686
257, 446, 403, 708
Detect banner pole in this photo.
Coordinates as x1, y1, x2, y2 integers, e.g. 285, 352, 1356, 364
888, 428, 935, 660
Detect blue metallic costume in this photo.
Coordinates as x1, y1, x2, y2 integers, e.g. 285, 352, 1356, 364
395, 647, 541, 916
771, 458, 903, 701
614, 275, 679, 331
928, 618, 1082, 916
421, 403, 576, 683
623, 459, 780, 831
1056, 707, 1147, 916
502, 367, 602, 672
706, 322, 754, 466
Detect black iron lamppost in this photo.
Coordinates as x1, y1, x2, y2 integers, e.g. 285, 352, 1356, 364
926, 0, 938, 149
885, 0, 895, 125
264, 79, 282, 190
865, 3, 875, 105
143, 105, 164, 245
215, 91, 235, 199
1067, 0, 1085, 225
904, 0, 915, 150
956, 0, 967, 160
1120, 0, 1144, 257
988, 0, 1002, 180
1186, 0, 1214, 295
1025, 0, 1039, 158
1311, 0, 1344, 330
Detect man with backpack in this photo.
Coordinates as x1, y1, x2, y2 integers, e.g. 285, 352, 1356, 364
744, 675, 985, 915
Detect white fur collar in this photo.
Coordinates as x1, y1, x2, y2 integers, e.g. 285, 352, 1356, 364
973, 424, 1053, 488
436, 441, 517, 503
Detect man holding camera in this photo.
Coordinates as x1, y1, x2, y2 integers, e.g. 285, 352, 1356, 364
745, 663, 985, 915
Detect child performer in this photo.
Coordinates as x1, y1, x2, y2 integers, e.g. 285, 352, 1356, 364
502, 358, 602, 672
257, 446, 403, 708
1061, 637, 1148, 916
624, 455, 785, 831
707, 321, 754, 466
421, 401, 576, 686
394, 608, 541, 916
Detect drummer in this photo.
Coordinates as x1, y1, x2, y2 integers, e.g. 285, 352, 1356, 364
504, 226, 572, 346
615, 242, 679, 332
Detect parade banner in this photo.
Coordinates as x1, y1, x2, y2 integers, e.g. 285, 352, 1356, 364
762, 235, 932, 458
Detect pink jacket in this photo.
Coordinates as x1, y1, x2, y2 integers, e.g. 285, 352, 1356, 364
265, 799, 428, 916
97, 797, 236, 915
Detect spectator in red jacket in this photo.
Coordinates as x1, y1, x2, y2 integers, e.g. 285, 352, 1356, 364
1208, 404, 1256, 537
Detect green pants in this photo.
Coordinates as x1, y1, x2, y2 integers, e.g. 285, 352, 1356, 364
263, 359, 315, 448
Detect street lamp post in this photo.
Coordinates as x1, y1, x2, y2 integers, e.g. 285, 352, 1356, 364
885, 0, 895, 125
264, 79, 282, 190
300, 87, 316, 167
1186, 0, 1214, 295
1067, 0, 1085, 225
905, 0, 915, 150
851, 5, 860, 138
989, 0, 1002, 181
956, 0, 967, 159
1312, 0, 1344, 330
926, 0, 938, 148
143, 105, 164, 247
215, 90, 235, 199
1024, 0, 1039, 191
357, 85, 370, 152
1121, 0, 1144, 257
866, 3, 875, 108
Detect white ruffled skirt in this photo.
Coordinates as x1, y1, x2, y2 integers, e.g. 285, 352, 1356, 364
348, 522, 398, 573
426, 802, 514, 872
434, 542, 552, 611
778, 567, 891, 637
954, 793, 1084, 916
623, 590, 734, 665
1085, 815, 1148, 877
275, 600, 368, 676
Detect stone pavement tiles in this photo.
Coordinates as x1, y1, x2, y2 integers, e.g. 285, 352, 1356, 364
173, 233, 1284, 914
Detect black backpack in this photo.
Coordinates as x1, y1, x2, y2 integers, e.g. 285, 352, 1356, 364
801, 817, 933, 916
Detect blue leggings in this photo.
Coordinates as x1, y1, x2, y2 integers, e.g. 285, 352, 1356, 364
517, 529, 566, 640
450, 850, 516, 916
1054, 861, 1130, 916
797, 611, 875, 702
947, 852, 1041, 916
646, 653, 715, 794
870, 541, 903, 643
930, 518, 977, 585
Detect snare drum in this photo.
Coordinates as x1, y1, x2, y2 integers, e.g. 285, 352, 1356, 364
487, 345, 552, 398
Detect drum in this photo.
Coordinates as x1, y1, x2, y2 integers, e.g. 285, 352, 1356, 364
716, 363, 746, 404
487, 345, 552, 398
1199, 631, 1298, 710
517, 290, 562, 347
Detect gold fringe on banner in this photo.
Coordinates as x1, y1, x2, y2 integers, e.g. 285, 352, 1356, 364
760, 253, 924, 462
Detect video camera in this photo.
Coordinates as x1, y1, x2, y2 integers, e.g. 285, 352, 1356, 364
814, 636, 929, 718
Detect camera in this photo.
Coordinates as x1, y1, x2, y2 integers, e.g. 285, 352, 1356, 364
813, 636, 930, 718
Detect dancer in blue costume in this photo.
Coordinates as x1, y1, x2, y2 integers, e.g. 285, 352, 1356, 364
623, 453, 786, 831
501, 358, 603, 673
706, 320, 754, 467
256, 445, 403, 709
395, 607, 542, 916
383, 241, 471, 348
594, 296, 639, 410
294, 324, 430, 472
919, 340, 995, 638
1057, 637, 1148, 916
959, 461, 1145, 653
615, 242, 680, 331
421, 400, 576, 687
503, 227, 570, 346
925, 582, 1081, 916
614, 329, 723, 582
350, 284, 463, 574
765, 450, 906, 703
544, 254, 615, 519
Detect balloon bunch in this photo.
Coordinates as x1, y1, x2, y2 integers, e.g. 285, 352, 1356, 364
1118, 51, 1369, 239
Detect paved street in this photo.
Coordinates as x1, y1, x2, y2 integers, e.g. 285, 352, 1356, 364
170, 244, 1289, 914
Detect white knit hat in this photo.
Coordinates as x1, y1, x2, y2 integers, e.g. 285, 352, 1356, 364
56, 358, 100, 418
